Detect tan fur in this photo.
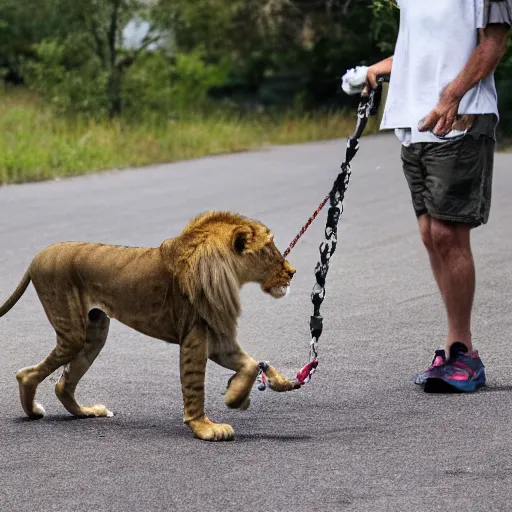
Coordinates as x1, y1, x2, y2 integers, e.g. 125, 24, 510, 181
1, 211, 298, 441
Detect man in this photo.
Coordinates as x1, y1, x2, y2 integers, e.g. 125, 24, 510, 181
366, 1, 510, 392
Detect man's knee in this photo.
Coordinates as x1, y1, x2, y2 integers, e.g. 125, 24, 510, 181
430, 219, 469, 258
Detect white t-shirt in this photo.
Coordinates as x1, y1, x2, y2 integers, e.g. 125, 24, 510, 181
380, 0, 499, 145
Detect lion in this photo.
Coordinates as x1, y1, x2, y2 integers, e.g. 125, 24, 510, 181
0, 211, 300, 441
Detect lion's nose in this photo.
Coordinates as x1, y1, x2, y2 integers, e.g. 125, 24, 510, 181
287, 268, 296, 278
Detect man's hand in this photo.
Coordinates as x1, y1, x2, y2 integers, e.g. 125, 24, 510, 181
418, 87, 461, 136
366, 56, 393, 91
419, 24, 509, 136
366, 66, 380, 91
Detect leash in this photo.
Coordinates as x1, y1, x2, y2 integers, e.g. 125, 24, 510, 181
256, 75, 390, 391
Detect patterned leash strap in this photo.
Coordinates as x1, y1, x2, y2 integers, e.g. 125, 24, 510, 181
257, 75, 389, 391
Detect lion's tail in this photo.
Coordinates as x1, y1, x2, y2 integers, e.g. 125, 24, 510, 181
0, 270, 31, 318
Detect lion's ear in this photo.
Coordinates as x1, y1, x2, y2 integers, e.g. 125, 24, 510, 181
232, 226, 253, 254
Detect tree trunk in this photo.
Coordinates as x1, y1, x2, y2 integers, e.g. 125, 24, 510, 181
107, 0, 122, 118
107, 69, 123, 118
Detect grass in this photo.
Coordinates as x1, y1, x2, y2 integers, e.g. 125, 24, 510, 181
0, 88, 378, 185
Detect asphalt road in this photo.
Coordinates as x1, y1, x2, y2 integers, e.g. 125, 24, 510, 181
2, 133, 512, 512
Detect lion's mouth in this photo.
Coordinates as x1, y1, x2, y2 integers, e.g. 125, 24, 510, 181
268, 285, 290, 299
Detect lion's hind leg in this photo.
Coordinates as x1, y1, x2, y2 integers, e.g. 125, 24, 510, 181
16, 318, 86, 419
55, 309, 112, 418
15, 368, 46, 419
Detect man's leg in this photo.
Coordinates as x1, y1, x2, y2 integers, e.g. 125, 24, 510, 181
416, 133, 493, 392
420, 132, 495, 354
422, 217, 475, 352
406, 131, 495, 390
422, 217, 486, 392
402, 144, 448, 379
418, 214, 445, 301
414, 215, 484, 392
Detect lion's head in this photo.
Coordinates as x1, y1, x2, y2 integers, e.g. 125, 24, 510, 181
230, 219, 296, 299
160, 211, 296, 336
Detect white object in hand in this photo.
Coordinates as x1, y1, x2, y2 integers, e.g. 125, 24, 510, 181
341, 66, 369, 95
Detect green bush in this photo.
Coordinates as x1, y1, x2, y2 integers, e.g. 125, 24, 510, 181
23, 36, 109, 116
24, 37, 228, 120
122, 50, 227, 120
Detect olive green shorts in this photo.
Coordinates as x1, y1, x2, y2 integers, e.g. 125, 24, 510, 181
401, 134, 495, 227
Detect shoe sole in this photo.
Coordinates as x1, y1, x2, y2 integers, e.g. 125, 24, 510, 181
424, 377, 486, 394
414, 371, 443, 387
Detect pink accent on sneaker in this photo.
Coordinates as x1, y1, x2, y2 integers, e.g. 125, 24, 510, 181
432, 356, 445, 367
452, 361, 474, 373
448, 372, 470, 381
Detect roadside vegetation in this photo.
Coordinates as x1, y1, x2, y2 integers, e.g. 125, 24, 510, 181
1, 0, 510, 184
0, 88, 377, 184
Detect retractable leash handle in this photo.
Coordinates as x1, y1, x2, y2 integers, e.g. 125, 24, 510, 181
250, 74, 390, 393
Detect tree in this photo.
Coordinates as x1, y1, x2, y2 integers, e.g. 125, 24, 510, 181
4, 0, 403, 114
74, 0, 162, 117
24, 0, 164, 117
157, 0, 395, 108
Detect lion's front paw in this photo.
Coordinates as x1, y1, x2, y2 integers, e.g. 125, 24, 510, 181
265, 365, 301, 392
187, 417, 235, 441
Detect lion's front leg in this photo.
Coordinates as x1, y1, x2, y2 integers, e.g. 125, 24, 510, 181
180, 325, 234, 441
209, 347, 259, 410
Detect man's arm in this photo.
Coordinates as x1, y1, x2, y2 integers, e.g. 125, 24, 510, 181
366, 56, 393, 90
419, 24, 509, 135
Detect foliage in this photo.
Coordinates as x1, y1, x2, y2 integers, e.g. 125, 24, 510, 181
17, 0, 166, 117
24, 41, 227, 118
370, 0, 399, 53
494, 38, 512, 142
159, 0, 394, 109
0, 0, 63, 83
2, 0, 396, 116
0, 87, 376, 184
23, 36, 109, 116
2, 0, 511, 142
